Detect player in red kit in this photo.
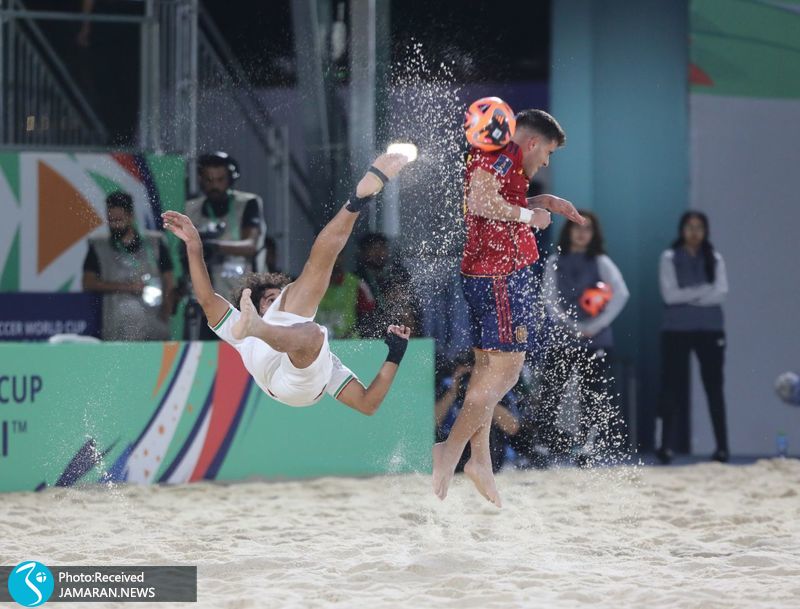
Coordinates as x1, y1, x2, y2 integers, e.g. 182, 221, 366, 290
433, 109, 586, 506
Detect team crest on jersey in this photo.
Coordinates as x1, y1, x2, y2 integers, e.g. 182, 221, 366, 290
515, 325, 528, 344
492, 154, 513, 176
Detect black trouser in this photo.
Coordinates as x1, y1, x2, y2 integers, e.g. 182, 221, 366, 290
183, 299, 220, 341
521, 344, 619, 457
658, 330, 728, 454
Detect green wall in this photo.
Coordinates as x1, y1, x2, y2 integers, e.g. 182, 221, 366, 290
551, 0, 690, 449
0, 339, 435, 492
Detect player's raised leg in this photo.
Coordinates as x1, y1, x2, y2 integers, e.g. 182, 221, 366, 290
231, 287, 325, 368
280, 153, 409, 318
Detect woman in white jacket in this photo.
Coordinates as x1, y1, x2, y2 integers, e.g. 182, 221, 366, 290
534, 210, 629, 465
656, 211, 729, 464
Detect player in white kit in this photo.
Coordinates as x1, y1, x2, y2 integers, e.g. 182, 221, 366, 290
162, 153, 411, 414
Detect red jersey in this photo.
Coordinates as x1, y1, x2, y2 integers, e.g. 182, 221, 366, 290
461, 142, 539, 276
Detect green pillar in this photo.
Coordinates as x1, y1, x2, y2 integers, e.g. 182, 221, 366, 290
550, 0, 689, 450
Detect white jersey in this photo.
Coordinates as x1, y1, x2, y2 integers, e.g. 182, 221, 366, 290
210, 288, 357, 407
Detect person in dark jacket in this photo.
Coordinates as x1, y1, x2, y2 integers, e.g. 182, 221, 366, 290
656, 211, 730, 464
530, 210, 629, 466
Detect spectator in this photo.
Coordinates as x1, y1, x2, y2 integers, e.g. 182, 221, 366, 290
83, 191, 174, 341
530, 210, 629, 466
316, 253, 369, 338
435, 352, 521, 473
355, 232, 420, 338
657, 211, 730, 464
183, 151, 263, 339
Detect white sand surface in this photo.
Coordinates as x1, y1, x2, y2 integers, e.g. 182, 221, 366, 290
2, 459, 799, 609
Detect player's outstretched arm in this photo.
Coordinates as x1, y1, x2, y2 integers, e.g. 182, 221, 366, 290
527, 194, 586, 225
467, 168, 552, 229
337, 325, 411, 416
162, 211, 230, 327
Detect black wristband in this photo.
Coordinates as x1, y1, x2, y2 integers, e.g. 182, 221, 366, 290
346, 192, 374, 213
384, 331, 408, 365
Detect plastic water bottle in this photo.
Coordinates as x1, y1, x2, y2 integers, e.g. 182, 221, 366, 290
776, 431, 789, 458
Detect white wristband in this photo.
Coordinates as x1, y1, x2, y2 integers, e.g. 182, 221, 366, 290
518, 207, 533, 224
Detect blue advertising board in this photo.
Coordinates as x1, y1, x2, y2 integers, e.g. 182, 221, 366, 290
0, 293, 101, 341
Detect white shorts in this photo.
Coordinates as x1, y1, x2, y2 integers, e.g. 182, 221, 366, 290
210, 288, 356, 407
267, 326, 333, 406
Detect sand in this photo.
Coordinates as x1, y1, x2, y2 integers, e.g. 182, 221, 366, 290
2, 459, 799, 609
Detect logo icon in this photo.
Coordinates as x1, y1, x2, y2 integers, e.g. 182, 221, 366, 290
491, 154, 513, 176
8, 561, 54, 607
515, 325, 528, 344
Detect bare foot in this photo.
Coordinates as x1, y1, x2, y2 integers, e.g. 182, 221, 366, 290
432, 442, 455, 501
356, 153, 410, 198
464, 458, 502, 508
232, 288, 262, 340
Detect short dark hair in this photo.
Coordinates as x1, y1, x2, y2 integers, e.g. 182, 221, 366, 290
106, 191, 134, 214
558, 209, 606, 257
231, 272, 292, 311
198, 155, 228, 171
197, 151, 239, 183
515, 109, 566, 146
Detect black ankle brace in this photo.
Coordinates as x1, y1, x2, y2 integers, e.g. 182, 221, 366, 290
345, 165, 390, 213
367, 165, 389, 185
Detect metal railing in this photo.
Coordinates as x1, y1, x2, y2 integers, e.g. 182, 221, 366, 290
195, 6, 315, 228
157, 0, 196, 155
0, 0, 316, 270
189, 3, 317, 270
0, 0, 108, 146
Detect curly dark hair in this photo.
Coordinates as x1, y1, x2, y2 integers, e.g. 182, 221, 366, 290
231, 272, 292, 311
